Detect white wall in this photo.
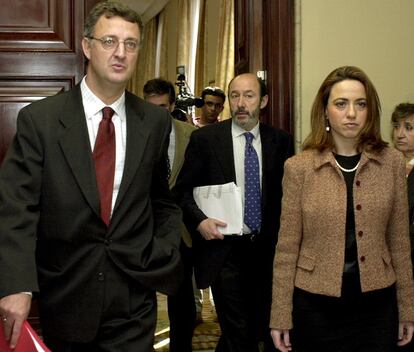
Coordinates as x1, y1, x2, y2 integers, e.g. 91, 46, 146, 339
296, 0, 414, 149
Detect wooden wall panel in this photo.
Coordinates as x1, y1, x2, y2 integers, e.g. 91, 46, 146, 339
263, 0, 294, 134
0, 80, 69, 163
0, 0, 73, 51
234, 0, 248, 73
0, 0, 98, 161
234, 0, 294, 136
0, 0, 94, 82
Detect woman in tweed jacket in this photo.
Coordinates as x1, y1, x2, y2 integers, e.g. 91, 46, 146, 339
270, 66, 414, 352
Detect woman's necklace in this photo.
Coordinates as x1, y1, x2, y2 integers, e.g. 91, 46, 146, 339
407, 157, 414, 166
334, 159, 360, 173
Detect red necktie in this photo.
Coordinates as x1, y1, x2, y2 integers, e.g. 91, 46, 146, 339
93, 107, 115, 226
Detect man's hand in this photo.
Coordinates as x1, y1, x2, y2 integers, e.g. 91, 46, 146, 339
197, 218, 227, 240
0, 293, 32, 349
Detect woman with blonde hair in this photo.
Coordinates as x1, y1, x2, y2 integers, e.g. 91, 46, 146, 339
270, 66, 414, 352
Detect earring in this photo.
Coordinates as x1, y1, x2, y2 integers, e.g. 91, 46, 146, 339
325, 117, 330, 132
326, 125, 330, 132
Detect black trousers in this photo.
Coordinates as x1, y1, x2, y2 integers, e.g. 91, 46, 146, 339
43, 262, 157, 352
291, 275, 399, 352
210, 236, 276, 352
167, 240, 196, 352
398, 341, 414, 352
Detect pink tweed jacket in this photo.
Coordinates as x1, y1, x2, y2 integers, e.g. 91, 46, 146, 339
270, 147, 414, 329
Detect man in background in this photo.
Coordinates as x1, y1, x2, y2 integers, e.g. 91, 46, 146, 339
144, 78, 196, 352
193, 86, 226, 127
192, 85, 227, 317
174, 73, 294, 351
0, 2, 182, 351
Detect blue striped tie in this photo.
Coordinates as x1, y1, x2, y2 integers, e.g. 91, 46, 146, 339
244, 132, 261, 232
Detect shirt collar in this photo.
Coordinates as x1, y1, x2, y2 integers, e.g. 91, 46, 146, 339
231, 119, 260, 139
80, 76, 126, 120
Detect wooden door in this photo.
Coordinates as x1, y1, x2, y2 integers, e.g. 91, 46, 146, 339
0, 0, 98, 164
0, 0, 99, 333
234, 0, 294, 135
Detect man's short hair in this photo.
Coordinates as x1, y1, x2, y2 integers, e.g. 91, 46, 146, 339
227, 75, 268, 99
83, 1, 143, 41
143, 78, 176, 105
201, 86, 226, 103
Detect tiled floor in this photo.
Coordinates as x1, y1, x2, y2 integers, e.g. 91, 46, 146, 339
154, 290, 219, 352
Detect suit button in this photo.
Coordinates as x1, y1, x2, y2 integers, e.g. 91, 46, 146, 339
358, 231, 363, 237
97, 272, 105, 281
356, 180, 361, 186
356, 204, 362, 210
360, 256, 365, 262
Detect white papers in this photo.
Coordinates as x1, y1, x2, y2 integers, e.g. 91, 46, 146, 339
193, 182, 243, 235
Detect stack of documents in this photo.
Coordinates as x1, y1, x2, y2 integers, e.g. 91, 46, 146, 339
193, 182, 243, 235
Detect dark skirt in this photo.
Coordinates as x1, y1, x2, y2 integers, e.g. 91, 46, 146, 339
291, 274, 399, 352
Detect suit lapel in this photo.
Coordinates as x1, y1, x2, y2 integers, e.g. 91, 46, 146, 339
259, 124, 277, 207
212, 120, 236, 182
169, 120, 186, 187
58, 86, 100, 217
112, 93, 149, 215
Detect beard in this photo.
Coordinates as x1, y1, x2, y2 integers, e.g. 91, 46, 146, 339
231, 105, 260, 130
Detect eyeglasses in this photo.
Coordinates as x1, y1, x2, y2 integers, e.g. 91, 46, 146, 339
88, 36, 139, 53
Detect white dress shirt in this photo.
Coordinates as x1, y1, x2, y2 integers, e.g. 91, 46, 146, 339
168, 121, 176, 169
231, 120, 262, 233
80, 77, 127, 215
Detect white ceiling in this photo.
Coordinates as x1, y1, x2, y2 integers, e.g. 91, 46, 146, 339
119, 0, 170, 24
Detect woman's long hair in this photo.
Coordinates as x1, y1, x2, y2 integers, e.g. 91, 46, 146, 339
302, 66, 387, 152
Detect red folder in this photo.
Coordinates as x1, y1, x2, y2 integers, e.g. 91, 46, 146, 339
0, 320, 51, 352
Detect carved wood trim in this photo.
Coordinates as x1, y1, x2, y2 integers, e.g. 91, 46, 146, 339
0, 0, 74, 52
0, 79, 70, 163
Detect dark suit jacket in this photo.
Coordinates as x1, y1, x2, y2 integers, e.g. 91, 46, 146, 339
173, 119, 294, 289
0, 85, 182, 341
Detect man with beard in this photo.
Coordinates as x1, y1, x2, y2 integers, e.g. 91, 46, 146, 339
174, 73, 294, 352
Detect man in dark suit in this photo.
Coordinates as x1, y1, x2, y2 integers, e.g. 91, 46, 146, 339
174, 73, 294, 352
144, 78, 196, 352
0, 2, 182, 351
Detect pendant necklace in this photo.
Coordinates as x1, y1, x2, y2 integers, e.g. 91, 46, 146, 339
335, 159, 360, 173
